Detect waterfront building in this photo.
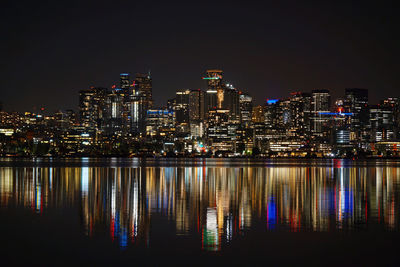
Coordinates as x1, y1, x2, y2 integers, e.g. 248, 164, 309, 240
310, 89, 331, 139
239, 92, 253, 128
135, 72, 153, 110
204, 70, 224, 114
369, 104, 395, 142
79, 87, 108, 130
145, 109, 175, 138
345, 88, 369, 144
206, 109, 235, 152
175, 89, 191, 124
189, 89, 205, 124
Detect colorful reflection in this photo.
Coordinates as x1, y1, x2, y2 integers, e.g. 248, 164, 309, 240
1, 165, 400, 251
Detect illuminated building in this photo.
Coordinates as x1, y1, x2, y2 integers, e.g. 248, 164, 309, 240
310, 89, 331, 138
190, 122, 204, 138
135, 72, 153, 110
189, 89, 205, 123
239, 93, 253, 128
79, 87, 108, 130
252, 105, 265, 123
369, 104, 395, 142
103, 90, 123, 134
120, 73, 130, 91
288, 92, 312, 139
175, 89, 190, 124
345, 88, 369, 143
206, 109, 235, 152
130, 91, 146, 135
223, 87, 240, 122
145, 109, 175, 138
204, 70, 224, 113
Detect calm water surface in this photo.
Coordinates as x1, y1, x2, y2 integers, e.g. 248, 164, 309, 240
1, 158, 400, 265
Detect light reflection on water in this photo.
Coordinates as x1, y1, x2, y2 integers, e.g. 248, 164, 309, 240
0, 161, 400, 252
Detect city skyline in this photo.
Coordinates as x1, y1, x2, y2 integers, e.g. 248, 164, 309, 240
1, 68, 400, 158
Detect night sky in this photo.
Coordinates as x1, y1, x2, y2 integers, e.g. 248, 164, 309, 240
1, 0, 399, 113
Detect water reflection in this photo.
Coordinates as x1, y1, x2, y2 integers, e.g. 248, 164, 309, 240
1, 164, 400, 251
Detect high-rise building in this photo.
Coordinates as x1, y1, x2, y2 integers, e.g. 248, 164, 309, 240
175, 89, 190, 124
239, 93, 253, 128
288, 92, 312, 139
345, 88, 369, 131
204, 70, 224, 113
370, 104, 395, 142
223, 88, 240, 122
310, 89, 331, 137
135, 72, 153, 110
206, 109, 235, 152
189, 89, 205, 123
103, 89, 124, 134
79, 87, 108, 129
252, 105, 265, 123
264, 99, 280, 127
120, 73, 130, 92
130, 84, 147, 135
146, 108, 175, 138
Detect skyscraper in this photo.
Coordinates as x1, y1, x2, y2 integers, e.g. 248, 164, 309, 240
79, 87, 108, 129
345, 88, 369, 132
310, 89, 331, 137
130, 83, 147, 135
119, 73, 132, 133
239, 93, 253, 128
204, 70, 223, 113
135, 72, 153, 110
288, 92, 312, 139
223, 88, 240, 122
189, 89, 205, 123
120, 73, 130, 92
175, 89, 191, 124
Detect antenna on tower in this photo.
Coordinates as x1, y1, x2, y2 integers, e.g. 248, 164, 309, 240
148, 70, 151, 78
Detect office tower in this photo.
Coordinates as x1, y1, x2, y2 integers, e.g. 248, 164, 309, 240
146, 109, 175, 138
65, 109, 77, 125
117, 73, 133, 132
103, 89, 123, 134
310, 89, 331, 137
223, 87, 240, 122
380, 97, 400, 138
331, 99, 352, 149
130, 85, 147, 135
288, 92, 312, 139
189, 89, 205, 123
370, 104, 395, 142
204, 70, 224, 113
345, 88, 369, 131
206, 109, 234, 151
252, 105, 265, 123
239, 93, 253, 128
135, 72, 153, 110
79, 87, 108, 129
263, 99, 280, 127
120, 73, 130, 92
175, 89, 191, 124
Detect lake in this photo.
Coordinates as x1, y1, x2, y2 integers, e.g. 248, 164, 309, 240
0, 158, 399, 265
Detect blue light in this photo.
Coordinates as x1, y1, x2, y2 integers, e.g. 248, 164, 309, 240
120, 73, 129, 76
147, 110, 174, 116
267, 99, 279, 105
319, 112, 353, 116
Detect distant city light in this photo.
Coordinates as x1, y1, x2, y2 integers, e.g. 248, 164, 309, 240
266, 99, 279, 104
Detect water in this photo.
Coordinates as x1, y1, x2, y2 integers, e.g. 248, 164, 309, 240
1, 158, 400, 265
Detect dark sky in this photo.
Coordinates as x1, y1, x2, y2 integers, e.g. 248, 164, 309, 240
1, 0, 399, 113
